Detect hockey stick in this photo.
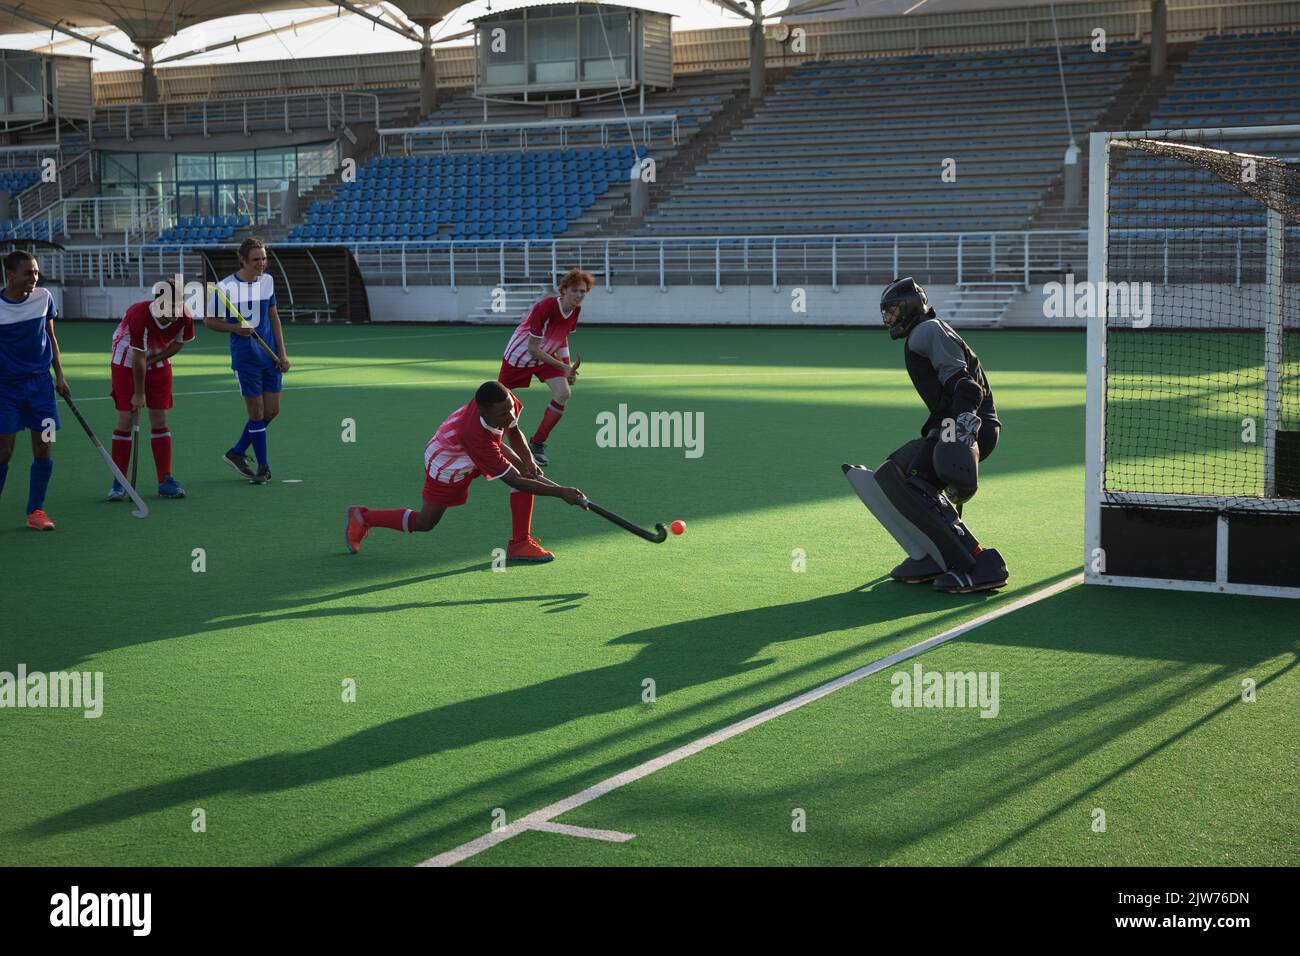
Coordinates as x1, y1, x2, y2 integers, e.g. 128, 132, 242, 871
60, 393, 148, 519
208, 282, 285, 370
129, 407, 141, 489
535, 474, 666, 543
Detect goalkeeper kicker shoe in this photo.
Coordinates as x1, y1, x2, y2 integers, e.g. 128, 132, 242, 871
891, 554, 944, 583
933, 548, 1008, 594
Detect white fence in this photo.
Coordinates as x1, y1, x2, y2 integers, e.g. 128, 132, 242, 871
380, 114, 679, 155
92, 91, 381, 142
46, 230, 1088, 291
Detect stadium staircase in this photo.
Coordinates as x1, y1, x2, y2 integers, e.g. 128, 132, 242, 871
9, 148, 94, 222
464, 282, 552, 325
1022, 43, 1194, 235
941, 282, 1025, 325
565, 75, 765, 237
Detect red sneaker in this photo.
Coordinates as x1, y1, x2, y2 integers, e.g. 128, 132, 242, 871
344, 506, 369, 554
507, 535, 554, 563
26, 509, 55, 531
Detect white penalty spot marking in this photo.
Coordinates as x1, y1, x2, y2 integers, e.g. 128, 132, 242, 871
420, 572, 1084, 867
281, 479, 304, 483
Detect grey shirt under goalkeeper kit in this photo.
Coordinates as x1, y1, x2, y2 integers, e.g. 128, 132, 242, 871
904, 318, 999, 437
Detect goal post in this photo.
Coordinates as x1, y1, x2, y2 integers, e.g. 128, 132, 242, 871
1085, 125, 1300, 598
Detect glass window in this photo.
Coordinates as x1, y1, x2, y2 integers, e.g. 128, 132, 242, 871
138, 153, 175, 186
256, 149, 286, 180
530, 17, 578, 84
100, 152, 138, 185
581, 10, 631, 80
177, 153, 213, 181
481, 21, 525, 87
216, 151, 254, 180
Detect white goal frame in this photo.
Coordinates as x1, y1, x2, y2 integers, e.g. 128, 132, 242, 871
1085, 125, 1300, 599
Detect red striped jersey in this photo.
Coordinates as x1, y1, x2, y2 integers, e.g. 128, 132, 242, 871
501, 295, 579, 368
111, 300, 195, 370
423, 391, 523, 486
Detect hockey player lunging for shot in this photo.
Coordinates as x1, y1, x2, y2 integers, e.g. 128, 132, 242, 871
844, 277, 1008, 593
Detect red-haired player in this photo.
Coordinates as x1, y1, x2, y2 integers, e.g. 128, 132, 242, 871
498, 266, 593, 466
106, 279, 195, 500
344, 380, 586, 562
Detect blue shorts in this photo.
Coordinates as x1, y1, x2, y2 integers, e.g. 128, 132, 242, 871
234, 365, 282, 398
0, 373, 60, 435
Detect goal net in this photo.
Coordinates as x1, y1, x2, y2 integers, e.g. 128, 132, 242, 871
1086, 126, 1300, 597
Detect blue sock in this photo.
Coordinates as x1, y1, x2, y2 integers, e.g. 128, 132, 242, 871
0, 461, 8, 498
232, 420, 254, 456
27, 458, 52, 514
249, 420, 269, 469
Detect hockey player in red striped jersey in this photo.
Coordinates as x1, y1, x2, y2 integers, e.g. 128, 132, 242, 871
497, 267, 593, 466
344, 381, 586, 563
106, 279, 195, 500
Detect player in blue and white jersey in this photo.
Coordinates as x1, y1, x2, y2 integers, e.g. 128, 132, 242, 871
204, 237, 290, 486
0, 251, 67, 530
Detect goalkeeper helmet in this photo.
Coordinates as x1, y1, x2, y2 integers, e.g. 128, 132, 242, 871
880, 277, 936, 340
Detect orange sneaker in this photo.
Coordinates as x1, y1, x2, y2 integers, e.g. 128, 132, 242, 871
507, 535, 554, 563
26, 509, 55, 531
344, 506, 369, 554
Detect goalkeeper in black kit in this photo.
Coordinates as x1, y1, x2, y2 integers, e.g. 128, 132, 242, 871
843, 277, 1008, 593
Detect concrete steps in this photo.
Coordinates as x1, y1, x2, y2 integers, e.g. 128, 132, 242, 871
464, 283, 550, 325
943, 281, 1023, 325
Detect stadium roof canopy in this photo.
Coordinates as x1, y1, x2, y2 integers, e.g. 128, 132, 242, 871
0, 2, 465, 60
0, 0, 1084, 60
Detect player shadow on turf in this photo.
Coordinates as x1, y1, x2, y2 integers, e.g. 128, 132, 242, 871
17, 580, 997, 846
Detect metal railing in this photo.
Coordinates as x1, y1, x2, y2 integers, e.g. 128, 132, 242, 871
13, 149, 94, 221
380, 114, 678, 155
92, 91, 381, 142
45, 230, 1090, 291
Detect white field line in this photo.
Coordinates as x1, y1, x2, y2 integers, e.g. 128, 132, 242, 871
419, 572, 1084, 867
182, 329, 501, 352
529, 822, 636, 843
67, 367, 886, 402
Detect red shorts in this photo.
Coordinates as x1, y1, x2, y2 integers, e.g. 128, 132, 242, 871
110, 362, 173, 411
422, 473, 474, 507
498, 359, 566, 391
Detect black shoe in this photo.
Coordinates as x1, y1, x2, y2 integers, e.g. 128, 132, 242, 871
530, 441, 549, 466
250, 466, 272, 485
933, 549, 1008, 593
223, 449, 255, 479
891, 554, 944, 583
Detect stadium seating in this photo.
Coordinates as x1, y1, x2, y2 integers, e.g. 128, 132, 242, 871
0, 217, 52, 241
0, 168, 42, 197
1111, 31, 1300, 235
148, 214, 251, 248
282, 72, 744, 244
641, 43, 1141, 235
285, 147, 644, 242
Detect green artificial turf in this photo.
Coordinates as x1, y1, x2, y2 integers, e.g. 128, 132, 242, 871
1, 322, 1293, 867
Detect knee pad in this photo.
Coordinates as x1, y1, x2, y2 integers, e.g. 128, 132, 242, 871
875, 462, 979, 574
933, 439, 979, 504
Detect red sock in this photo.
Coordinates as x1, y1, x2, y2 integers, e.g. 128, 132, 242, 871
111, 429, 132, 476
365, 508, 413, 532
509, 491, 533, 543
531, 401, 566, 444
151, 428, 172, 482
